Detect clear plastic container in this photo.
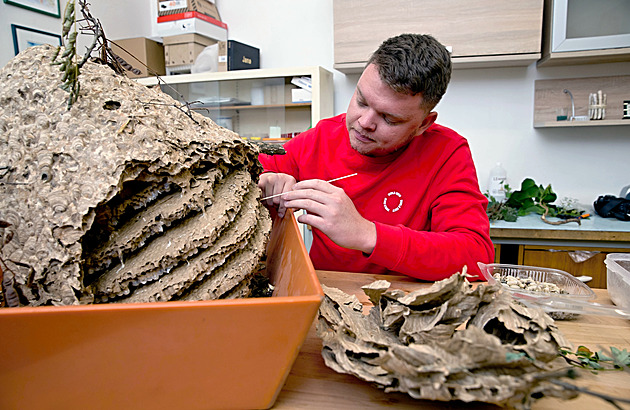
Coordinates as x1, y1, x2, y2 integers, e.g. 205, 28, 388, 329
478, 262, 595, 300
478, 262, 630, 320
605, 253, 630, 309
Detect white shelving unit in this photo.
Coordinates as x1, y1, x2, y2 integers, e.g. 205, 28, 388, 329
137, 66, 334, 142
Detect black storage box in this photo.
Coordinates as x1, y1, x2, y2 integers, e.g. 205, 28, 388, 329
218, 40, 260, 71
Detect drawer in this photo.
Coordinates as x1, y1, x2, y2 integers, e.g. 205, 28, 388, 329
521, 245, 628, 289
493, 243, 500, 263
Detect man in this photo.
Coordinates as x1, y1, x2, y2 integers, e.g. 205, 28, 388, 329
258, 34, 493, 280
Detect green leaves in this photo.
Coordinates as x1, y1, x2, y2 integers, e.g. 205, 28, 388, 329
485, 177, 577, 222
505, 352, 528, 362
486, 198, 518, 222
506, 178, 557, 216
61, 0, 75, 37
610, 346, 630, 367
559, 345, 630, 373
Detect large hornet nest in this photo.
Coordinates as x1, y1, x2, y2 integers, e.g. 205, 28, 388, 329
0, 45, 271, 307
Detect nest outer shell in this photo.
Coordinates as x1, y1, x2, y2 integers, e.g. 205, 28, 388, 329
0, 45, 263, 306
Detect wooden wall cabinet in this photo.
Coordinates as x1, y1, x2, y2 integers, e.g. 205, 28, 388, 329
333, 0, 544, 73
539, 0, 630, 66
534, 75, 630, 128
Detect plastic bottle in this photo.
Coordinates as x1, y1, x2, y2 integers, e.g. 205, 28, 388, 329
488, 162, 507, 201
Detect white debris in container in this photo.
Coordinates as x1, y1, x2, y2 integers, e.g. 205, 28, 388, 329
493, 273, 577, 320
494, 273, 567, 294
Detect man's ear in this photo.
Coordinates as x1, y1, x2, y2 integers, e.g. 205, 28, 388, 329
417, 111, 438, 135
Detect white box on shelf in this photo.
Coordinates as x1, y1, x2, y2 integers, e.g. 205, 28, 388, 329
291, 88, 311, 103
157, 0, 221, 21
291, 76, 312, 91
156, 11, 227, 41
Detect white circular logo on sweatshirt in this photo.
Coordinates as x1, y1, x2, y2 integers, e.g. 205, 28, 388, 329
383, 191, 403, 212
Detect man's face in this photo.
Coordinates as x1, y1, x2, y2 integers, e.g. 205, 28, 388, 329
346, 64, 436, 157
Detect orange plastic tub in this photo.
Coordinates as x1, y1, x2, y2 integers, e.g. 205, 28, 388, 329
0, 212, 322, 410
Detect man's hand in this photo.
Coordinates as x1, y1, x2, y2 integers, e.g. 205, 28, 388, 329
258, 172, 296, 218
282, 179, 376, 254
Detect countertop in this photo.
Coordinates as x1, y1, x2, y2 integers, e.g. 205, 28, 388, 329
272, 270, 630, 409
490, 213, 630, 244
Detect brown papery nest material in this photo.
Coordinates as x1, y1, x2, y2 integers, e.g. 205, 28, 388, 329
0, 44, 271, 307
317, 272, 578, 409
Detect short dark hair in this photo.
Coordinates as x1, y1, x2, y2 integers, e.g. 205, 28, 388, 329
367, 34, 452, 111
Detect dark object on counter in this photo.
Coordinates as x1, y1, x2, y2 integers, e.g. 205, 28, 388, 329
250, 140, 286, 155
594, 195, 630, 221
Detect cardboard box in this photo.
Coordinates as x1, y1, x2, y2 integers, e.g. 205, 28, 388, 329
157, 0, 221, 21
156, 11, 228, 41
163, 33, 217, 67
218, 40, 260, 71
110, 37, 166, 78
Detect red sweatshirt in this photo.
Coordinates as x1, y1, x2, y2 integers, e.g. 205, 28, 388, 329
258, 114, 494, 280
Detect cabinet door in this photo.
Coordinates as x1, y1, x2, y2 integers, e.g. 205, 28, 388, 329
539, 0, 630, 65
549, 0, 630, 53
333, 0, 543, 72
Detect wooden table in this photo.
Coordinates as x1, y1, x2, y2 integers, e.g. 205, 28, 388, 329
272, 270, 630, 409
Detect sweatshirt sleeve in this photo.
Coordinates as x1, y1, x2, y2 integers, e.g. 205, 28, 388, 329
367, 143, 494, 281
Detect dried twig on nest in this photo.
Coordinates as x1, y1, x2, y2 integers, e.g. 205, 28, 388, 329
52, 0, 144, 109
52, 0, 80, 109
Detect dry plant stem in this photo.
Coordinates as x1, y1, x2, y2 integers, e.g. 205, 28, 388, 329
76, 0, 125, 74
541, 202, 581, 226
531, 367, 630, 408
548, 379, 629, 409
154, 80, 200, 124
72, 0, 200, 125
136, 99, 200, 126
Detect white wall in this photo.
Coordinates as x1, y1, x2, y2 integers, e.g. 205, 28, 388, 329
0, 1, 156, 61
1, 0, 629, 208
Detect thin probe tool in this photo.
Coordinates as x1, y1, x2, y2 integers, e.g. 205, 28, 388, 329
260, 172, 358, 201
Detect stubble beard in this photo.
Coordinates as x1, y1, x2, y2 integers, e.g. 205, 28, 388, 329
348, 126, 377, 157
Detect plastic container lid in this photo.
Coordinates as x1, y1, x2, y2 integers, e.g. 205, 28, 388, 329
478, 262, 595, 300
